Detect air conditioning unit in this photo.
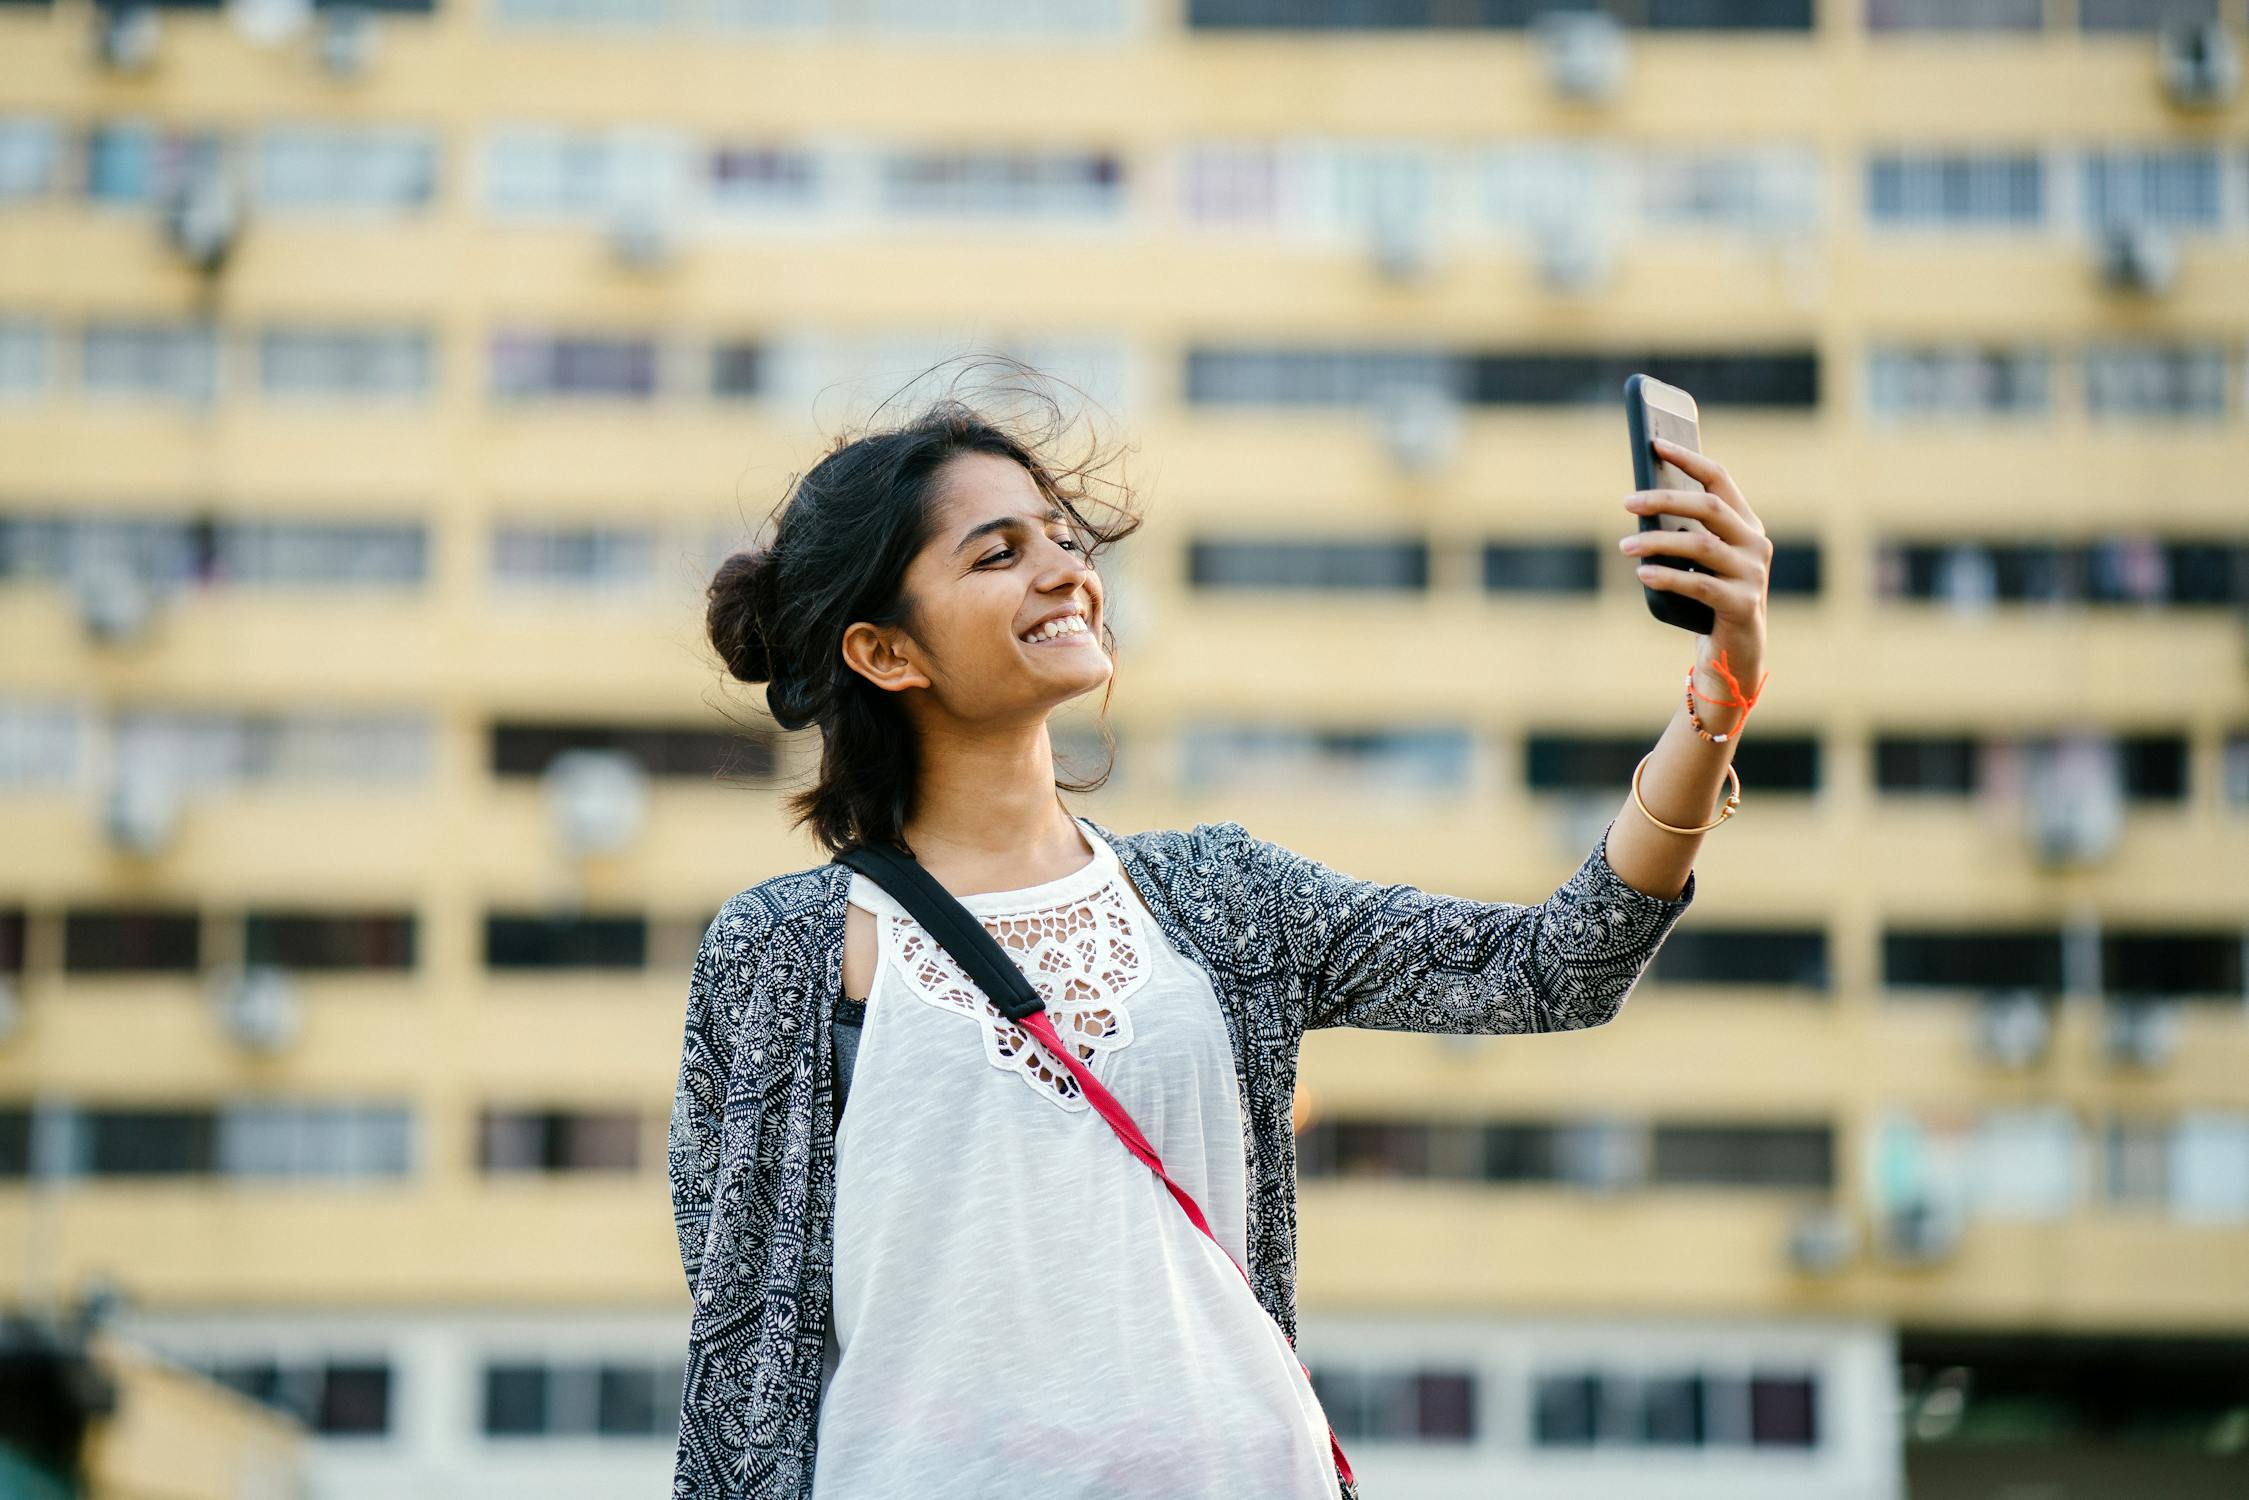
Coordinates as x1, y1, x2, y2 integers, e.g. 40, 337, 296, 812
1878, 1197, 1963, 1266
1534, 217, 1614, 295
0, 978, 19, 1047
70, 555, 159, 644
544, 748, 650, 857
2097, 220, 2179, 296
1973, 988, 2051, 1070
2158, 19, 2241, 110
318, 4, 379, 79
103, 759, 179, 856
1371, 383, 1462, 476
2022, 735, 2123, 868
2102, 996, 2182, 1070
1786, 1203, 1857, 1276
209, 964, 301, 1053
1560, 1116, 1645, 1194
94, 4, 162, 73
160, 159, 244, 276
1369, 213, 1437, 285
608, 199, 684, 271
1535, 10, 1629, 105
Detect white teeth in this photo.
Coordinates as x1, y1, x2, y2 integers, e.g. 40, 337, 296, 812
1022, 614, 1087, 643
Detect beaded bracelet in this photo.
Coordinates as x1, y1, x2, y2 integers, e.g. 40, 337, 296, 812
1630, 648, 1767, 836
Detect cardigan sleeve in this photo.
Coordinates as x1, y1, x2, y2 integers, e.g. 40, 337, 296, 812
1223, 815, 1696, 1036
667, 894, 761, 1295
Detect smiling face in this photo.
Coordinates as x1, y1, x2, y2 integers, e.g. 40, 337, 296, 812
840, 449, 1111, 727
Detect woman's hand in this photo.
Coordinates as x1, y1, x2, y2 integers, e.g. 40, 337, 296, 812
1619, 436, 1772, 717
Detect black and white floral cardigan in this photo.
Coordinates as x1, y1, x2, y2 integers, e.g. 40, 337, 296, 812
668, 813, 1697, 1498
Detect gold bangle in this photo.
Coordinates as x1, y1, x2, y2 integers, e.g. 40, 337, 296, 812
1631, 749, 1741, 836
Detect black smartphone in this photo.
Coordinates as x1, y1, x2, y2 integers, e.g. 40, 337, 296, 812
1623, 372, 1716, 636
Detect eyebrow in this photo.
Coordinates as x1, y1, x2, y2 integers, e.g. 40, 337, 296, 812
953, 505, 1070, 557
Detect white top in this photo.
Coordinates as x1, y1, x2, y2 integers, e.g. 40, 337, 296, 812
812, 815, 1341, 1500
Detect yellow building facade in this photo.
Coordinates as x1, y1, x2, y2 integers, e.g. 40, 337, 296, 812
1, 1, 2245, 1495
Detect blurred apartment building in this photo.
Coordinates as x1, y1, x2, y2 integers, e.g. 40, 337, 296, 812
2, 0, 2247, 1496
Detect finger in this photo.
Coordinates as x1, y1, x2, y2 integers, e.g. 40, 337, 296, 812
1626, 488, 1762, 550
1636, 559, 1750, 616
1624, 529, 1752, 578
1650, 439, 1756, 526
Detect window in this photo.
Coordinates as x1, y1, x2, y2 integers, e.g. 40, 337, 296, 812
478, 1109, 642, 1172
1866, 0, 2041, 27
83, 1109, 218, 1175
1185, 346, 1455, 407
0, 699, 86, 791
1866, 151, 2045, 226
259, 327, 433, 399
207, 1360, 393, 1437
217, 1104, 412, 1179
2082, 146, 2224, 231
109, 711, 432, 788
709, 340, 764, 398
83, 121, 230, 205
488, 721, 769, 778
257, 126, 436, 213
1874, 734, 1979, 793
877, 149, 1123, 219
1526, 734, 1818, 793
483, 913, 647, 969
1650, 1125, 1834, 1189
244, 912, 417, 971
1865, 347, 2049, 420
81, 321, 221, 403
1483, 542, 1600, 594
485, 125, 691, 220
1187, 537, 1427, 590
1649, 927, 1829, 989
2079, 0, 2223, 31
1179, 722, 1471, 793
2101, 932, 2245, 1000
481, 1359, 683, 1437
1465, 351, 1818, 407
1882, 928, 2066, 992
2083, 342, 2228, 419
490, 525, 656, 590
0, 116, 59, 201
64, 907, 200, 974
1309, 1365, 1476, 1443
0, 318, 47, 397
705, 144, 821, 218
1640, 146, 1820, 234
1477, 140, 1634, 237
489, 331, 659, 400
1971, 1107, 2082, 1220
210, 520, 429, 587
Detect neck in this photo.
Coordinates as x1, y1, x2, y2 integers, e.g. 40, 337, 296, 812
897, 720, 1086, 883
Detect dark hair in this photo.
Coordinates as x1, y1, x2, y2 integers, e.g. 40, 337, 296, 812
706, 354, 1145, 858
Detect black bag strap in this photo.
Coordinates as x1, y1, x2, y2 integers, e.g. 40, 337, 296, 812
831, 843, 1049, 1022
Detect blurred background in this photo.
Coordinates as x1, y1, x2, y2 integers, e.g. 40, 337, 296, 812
2, 1, 2247, 1497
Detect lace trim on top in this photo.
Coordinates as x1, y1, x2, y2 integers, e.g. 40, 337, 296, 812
849, 821, 1150, 1113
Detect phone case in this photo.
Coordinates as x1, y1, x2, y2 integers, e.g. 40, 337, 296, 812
1623, 373, 1716, 636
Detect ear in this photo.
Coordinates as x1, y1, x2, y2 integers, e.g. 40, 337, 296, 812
840, 621, 930, 694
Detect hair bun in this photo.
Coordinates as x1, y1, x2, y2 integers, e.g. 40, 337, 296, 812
706, 546, 786, 686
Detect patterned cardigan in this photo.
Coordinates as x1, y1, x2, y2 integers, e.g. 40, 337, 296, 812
667, 813, 1697, 1498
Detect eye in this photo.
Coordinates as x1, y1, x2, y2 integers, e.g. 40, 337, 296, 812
978, 536, 1082, 567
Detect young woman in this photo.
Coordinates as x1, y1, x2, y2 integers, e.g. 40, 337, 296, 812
670, 375, 1770, 1499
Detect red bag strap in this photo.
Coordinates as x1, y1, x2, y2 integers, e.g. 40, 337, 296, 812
833, 841, 1355, 1491
1015, 1007, 1357, 1491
